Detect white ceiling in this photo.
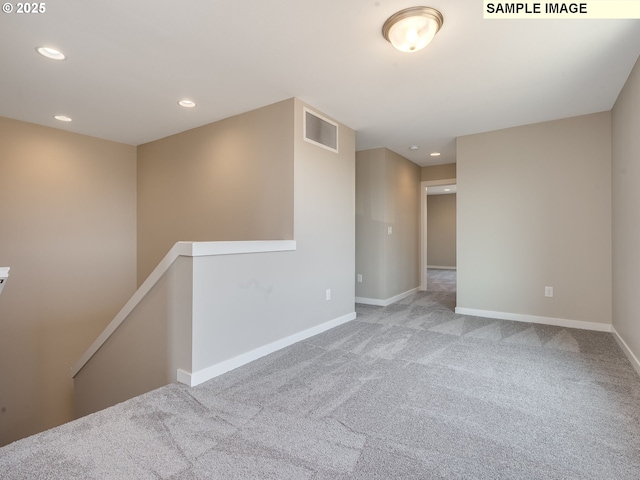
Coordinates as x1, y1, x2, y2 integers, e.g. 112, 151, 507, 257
1, 1, 638, 166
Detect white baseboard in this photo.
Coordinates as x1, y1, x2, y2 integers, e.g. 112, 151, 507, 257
454, 307, 612, 333
427, 265, 457, 270
611, 326, 640, 378
355, 287, 419, 307
177, 311, 357, 387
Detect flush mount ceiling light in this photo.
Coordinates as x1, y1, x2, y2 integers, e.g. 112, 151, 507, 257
430, 152, 441, 156
382, 6, 443, 53
36, 46, 66, 60
54, 115, 72, 122
178, 99, 196, 108
409, 145, 420, 151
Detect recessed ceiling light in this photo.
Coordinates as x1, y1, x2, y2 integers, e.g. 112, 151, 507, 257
444, 188, 451, 192
36, 47, 66, 60
178, 99, 196, 108
409, 145, 420, 151
430, 152, 441, 156
54, 115, 72, 122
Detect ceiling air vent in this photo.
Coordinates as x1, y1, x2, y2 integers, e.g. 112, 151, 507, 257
304, 108, 338, 153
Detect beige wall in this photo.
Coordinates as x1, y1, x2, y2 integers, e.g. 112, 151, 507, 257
193, 98, 356, 373
427, 193, 456, 268
0, 117, 137, 446
291, 99, 356, 320
75, 99, 355, 415
137, 99, 294, 284
355, 149, 387, 299
612, 57, 640, 360
75, 98, 356, 416
74, 256, 192, 418
422, 163, 456, 181
356, 148, 420, 301
457, 112, 612, 325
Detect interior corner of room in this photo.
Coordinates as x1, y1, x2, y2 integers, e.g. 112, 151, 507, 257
0, 4, 639, 457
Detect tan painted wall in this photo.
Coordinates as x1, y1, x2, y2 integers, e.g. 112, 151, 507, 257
74, 256, 192, 418
427, 193, 456, 268
75, 98, 355, 416
612, 57, 640, 359
137, 99, 294, 284
192, 97, 356, 372
355, 149, 387, 299
422, 163, 456, 181
356, 148, 420, 300
384, 150, 421, 299
457, 112, 612, 325
0, 117, 137, 446
291, 99, 356, 321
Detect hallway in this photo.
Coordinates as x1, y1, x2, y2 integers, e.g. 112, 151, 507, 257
426, 268, 456, 293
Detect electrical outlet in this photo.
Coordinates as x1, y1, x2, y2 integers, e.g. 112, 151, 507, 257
387, 226, 393, 235
545, 286, 553, 297
357, 274, 363, 283
326, 289, 331, 301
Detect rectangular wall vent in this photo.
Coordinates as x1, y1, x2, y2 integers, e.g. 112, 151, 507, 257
304, 108, 338, 153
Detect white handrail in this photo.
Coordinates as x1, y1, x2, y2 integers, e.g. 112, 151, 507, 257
70, 240, 296, 378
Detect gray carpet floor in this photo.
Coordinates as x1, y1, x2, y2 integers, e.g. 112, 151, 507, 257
426, 268, 456, 293
2, 274, 640, 479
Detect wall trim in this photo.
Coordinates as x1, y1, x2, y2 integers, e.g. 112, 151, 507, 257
355, 287, 419, 307
427, 265, 457, 270
188, 240, 297, 256
71, 240, 297, 378
612, 326, 640, 378
454, 307, 612, 332
178, 311, 356, 387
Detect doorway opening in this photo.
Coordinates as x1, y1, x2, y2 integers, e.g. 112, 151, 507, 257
420, 179, 457, 293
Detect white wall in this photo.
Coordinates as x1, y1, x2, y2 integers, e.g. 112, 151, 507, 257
612, 56, 640, 368
457, 112, 612, 328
